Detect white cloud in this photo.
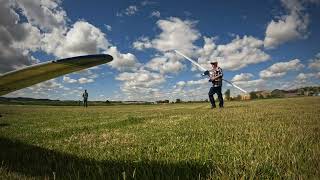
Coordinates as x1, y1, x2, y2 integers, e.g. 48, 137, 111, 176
42, 21, 109, 58
259, 59, 304, 79
11, 23, 42, 52
78, 77, 94, 84
0, 1, 42, 73
115, 69, 166, 101
186, 79, 208, 86
152, 17, 200, 54
308, 53, 320, 70
106, 46, 140, 71
264, 13, 308, 48
197, 35, 270, 71
133, 17, 200, 54
63, 76, 77, 83
296, 72, 320, 82
145, 53, 185, 74
231, 73, 254, 82
151, 11, 161, 18
15, 0, 67, 31
233, 79, 266, 92
176, 81, 186, 87
133, 37, 152, 50
263, 0, 314, 48
134, 17, 200, 74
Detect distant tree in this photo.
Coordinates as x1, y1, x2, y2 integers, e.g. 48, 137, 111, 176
249, 92, 258, 99
105, 100, 110, 104
271, 89, 285, 98
204, 99, 209, 102
258, 94, 264, 99
175, 99, 182, 103
298, 89, 305, 96
224, 89, 231, 101
235, 95, 242, 101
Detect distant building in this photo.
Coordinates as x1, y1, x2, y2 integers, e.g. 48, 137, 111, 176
241, 94, 250, 100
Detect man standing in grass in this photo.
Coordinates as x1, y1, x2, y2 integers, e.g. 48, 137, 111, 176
82, 89, 88, 107
207, 61, 224, 108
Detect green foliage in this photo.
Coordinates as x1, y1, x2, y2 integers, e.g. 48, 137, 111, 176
224, 89, 231, 101
271, 89, 285, 98
0, 97, 319, 179
249, 91, 258, 99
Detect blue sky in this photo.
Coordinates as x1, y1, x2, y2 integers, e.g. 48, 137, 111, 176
1, 0, 320, 101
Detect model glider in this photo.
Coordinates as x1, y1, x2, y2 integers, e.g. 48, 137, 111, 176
0, 54, 113, 96
175, 50, 248, 93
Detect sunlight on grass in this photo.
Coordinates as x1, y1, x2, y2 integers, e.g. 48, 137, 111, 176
0, 97, 319, 179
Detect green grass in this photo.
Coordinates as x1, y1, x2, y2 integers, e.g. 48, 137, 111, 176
0, 97, 319, 179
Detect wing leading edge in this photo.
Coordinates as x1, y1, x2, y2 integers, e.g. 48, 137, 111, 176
0, 54, 113, 96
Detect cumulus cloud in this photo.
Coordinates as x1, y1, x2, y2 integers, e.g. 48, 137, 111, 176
259, 59, 304, 79
263, 0, 317, 48
78, 77, 94, 84
15, 0, 67, 31
115, 69, 165, 100
145, 52, 185, 74
133, 17, 200, 53
233, 79, 266, 92
106, 46, 140, 71
264, 13, 308, 48
0, 0, 42, 73
63, 76, 77, 83
197, 35, 270, 71
42, 21, 109, 58
152, 17, 200, 54
296, 72, 316, 81
308, 53, 320, 70
133, 17, 200, 74
132, 37, 152, 50
231, 73, 254, 82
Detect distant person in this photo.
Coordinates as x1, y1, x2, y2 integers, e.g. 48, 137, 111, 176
82, 90, 88, 107
205, 61, 224, 108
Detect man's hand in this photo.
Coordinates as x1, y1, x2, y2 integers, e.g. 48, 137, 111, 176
203, 70, 210, 76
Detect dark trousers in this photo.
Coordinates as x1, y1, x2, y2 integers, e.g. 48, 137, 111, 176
208, 86, 224, 107
83, 99, 88, 107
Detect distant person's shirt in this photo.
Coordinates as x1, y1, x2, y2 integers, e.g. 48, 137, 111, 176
83, 92, 88, 100
209, 67, 223, 87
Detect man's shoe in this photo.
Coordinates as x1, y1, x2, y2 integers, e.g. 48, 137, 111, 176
211, 106, 216, 109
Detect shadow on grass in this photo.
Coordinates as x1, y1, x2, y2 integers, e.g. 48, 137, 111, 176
0, 123, 9, 127
0, 137, 216, 179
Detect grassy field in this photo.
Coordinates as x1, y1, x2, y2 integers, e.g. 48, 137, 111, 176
0, 97, 319, 179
